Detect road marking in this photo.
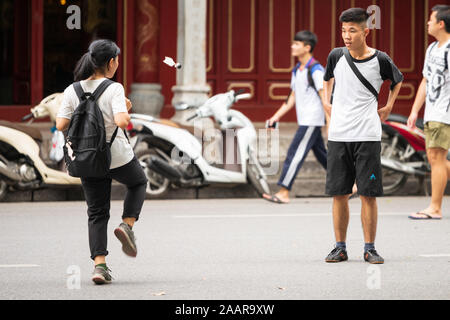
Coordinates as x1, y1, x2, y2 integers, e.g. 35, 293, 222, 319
174, 213, 330, 219
173, 212, 406, 219
0, 265, 40, 268
419, 254, 450, 258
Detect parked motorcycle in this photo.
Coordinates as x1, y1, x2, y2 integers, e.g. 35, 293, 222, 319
128, 90, 271, 198
0, 94, 81, 201
380, 114, 450, 195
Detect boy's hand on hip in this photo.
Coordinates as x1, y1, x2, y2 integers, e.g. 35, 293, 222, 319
126, 98, 132, 112
378, 106, 392, 122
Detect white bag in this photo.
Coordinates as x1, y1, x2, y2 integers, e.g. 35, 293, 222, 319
49, 129, 65, 162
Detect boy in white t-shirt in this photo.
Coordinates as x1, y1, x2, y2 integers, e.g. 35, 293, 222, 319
323, 8, 403, 264
408, 5, 450, 220
263, 30, 329, 204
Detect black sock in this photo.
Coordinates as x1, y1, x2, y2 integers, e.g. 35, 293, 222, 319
364, 243, 375, 252
336, 242, 346, 250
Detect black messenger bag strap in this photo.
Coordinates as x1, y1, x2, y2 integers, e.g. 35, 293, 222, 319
343, 48, 379, 101
109, 127, 119, 147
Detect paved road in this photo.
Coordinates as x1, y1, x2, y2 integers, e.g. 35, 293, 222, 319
0, 197, 449, 300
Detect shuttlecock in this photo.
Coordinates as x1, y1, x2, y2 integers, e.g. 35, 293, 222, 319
163, 57, 182, 69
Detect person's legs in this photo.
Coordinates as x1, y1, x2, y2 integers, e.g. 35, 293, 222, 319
266, 126, 318, 202
420, 147, 448, 217
354, 142, 384, 263
81, 176, 114, 284
325, 142, 355, 262
447, 159, 450, 179
360, 196, 378, 244
110, 157, 147, 257
311, 129, 327, 170
81, 176, 112, 262
110, 157, 148, 224
325, 195, 350, 262
333, 195, 350, 242
411, 122, 450, 219
360, 196, 384, 264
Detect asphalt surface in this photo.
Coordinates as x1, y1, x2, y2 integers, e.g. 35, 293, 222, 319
0, 197, 449, 300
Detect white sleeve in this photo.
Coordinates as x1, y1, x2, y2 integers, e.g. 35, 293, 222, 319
57, 86, 76, 119
110, 83, 128, 115
423, 44, 432, 79
312, 69, 325, 91
290, 73, 295, 91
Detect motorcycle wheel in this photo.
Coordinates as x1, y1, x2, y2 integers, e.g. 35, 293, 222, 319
135, 148, 170, 199
0, 179, 7, 202
247, 160, 271, 197
380, 134, 409, 195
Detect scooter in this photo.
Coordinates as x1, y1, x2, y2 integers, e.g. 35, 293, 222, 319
128, 90, 271, 198
381, 114, 450, 195
0, 94, 81, 201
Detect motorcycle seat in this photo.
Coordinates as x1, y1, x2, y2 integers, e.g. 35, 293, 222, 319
387, 114, 424, 131
0, 120, 43, 142
159, 118, 232, 136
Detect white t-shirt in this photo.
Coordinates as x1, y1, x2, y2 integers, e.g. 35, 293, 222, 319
291, 59, 325, 126
324, 48, 404, 142
58, 79, 135, 169
423, 40, 450, 125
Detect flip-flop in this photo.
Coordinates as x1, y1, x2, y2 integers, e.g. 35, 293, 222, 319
408, 212, 442, 220
262, 194, 289, 204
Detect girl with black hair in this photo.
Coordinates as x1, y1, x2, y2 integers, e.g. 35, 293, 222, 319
56, 39, 148, 285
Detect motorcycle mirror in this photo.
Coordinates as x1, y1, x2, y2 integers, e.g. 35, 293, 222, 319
235, 93, 252, 101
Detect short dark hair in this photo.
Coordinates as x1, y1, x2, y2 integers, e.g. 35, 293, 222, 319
294, 30, 318, 53
432, 5, 450, 33
339, 8, 370, 27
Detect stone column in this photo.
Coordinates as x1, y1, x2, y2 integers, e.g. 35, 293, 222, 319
128, 0, 165, 117
171, 0, 210, 124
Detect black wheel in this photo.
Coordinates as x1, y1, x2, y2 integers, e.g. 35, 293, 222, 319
135, 148, 170, 199
380, 132, 410, 195
0, 179, 7, 202
247, 159, 271, 197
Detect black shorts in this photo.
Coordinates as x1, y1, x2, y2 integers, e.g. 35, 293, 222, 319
325, 141, 383, 197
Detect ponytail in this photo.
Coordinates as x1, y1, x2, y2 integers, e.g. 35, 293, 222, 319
73, 39, 121, 82
74, 52, 95, 82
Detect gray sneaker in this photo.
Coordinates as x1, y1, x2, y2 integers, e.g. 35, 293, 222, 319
364, 249, 385, 264
114, 223, 137, 257
92, 266, 112, 285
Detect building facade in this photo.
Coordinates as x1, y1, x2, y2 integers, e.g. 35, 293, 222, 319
0, 0, 442, 122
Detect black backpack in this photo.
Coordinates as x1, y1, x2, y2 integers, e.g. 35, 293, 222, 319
63, 79, 118, 178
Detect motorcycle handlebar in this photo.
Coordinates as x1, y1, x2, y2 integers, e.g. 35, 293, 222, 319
233, 89, 245, 97
21, 113, 33, 122
187, 114, 198, 122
